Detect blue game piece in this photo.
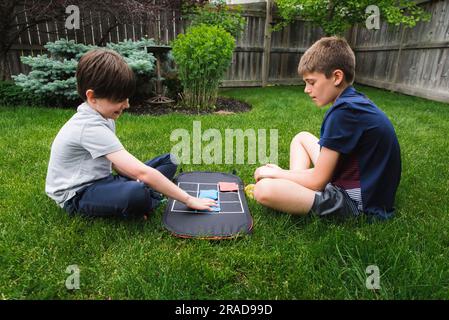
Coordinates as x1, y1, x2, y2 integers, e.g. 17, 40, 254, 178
199, 189, 218, 200
200, 205, 220, 213
198, 204, 220, 214
198, 189, 220, 213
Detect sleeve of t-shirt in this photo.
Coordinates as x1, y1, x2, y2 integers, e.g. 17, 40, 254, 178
319, 106, 362, 154
81, 122, 124, 159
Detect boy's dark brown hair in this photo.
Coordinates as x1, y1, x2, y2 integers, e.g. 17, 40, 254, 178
76, 49, 136, 102
298, 36, 356, 84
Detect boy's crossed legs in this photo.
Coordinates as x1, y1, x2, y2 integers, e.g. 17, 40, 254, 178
254, 131, 361, 217
64, 153, 177, 218
254, 132, 319, 215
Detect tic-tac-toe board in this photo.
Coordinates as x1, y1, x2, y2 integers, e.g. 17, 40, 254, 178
171, 182, 244, 214
163, 171, 253, 239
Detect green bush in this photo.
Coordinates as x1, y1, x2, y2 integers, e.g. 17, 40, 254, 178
13, 38, 158, 107
0, 81, 44, 107
106, 39, 156, 76
45, 38, 95, 59
172, 24, 235, 111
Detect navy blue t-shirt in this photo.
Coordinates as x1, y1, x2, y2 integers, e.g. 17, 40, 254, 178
319, 86, 401, 219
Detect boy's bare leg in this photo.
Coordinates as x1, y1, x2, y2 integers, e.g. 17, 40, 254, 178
289, 132, 320, 172
254, 178, 315, 215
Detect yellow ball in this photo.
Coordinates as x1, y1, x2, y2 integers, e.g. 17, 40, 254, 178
244, 184, 255, 199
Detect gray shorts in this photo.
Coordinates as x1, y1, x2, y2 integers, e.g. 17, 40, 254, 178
310, 184, 362, 218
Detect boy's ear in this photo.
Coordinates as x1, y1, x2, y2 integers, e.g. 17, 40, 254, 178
333, 69, 345, 86
86, 89, 95, 103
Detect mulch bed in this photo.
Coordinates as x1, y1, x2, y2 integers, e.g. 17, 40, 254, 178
127, 97, 252, 116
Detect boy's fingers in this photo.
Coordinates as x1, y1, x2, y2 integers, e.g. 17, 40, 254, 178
201, 198, 216, 204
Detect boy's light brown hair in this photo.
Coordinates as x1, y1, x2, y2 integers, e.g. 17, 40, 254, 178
298, 36, 356, 84
76, 49, 136, 102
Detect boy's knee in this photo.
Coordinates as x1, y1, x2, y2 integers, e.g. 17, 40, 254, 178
254, 179, 274, 204
165, 153, 178, 177
163, 153, 178, 167
291, 131, 311, 145
124, 182, 152, 216
162, 152, 178, 170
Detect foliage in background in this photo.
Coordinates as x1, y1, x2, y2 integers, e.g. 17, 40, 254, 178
0, 81, 44, 107
171, 24, 235, 112
184, 0, 246, 38
171, 0, 245, 110
12, 38, 157, 106
274, 0, 431, 36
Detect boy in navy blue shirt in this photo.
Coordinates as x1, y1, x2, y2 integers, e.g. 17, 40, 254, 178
252, 36, 401, 220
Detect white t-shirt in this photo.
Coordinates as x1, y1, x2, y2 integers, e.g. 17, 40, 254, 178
45, 102, 124, 207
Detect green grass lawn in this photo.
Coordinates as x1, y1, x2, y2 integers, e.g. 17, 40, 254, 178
1, 85, 448, 299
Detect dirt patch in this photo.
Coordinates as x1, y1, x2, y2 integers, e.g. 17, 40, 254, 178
127, 96, 251, 116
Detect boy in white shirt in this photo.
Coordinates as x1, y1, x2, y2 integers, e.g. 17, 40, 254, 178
46, 49, 216, 218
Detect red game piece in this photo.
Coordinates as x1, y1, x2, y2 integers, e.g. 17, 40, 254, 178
219, 182, 239, 192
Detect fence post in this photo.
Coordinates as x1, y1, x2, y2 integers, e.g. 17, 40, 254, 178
391, 24, 406, 90
261, 0, 272, 87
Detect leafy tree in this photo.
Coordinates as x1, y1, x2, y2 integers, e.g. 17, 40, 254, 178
184, 0, 246, 38
274, 0, 431, 36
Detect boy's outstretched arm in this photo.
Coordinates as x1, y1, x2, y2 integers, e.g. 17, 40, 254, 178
255, 147, 340, 191
106, 150, 216, 211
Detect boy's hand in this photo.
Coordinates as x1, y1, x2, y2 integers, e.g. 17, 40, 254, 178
185, 196, 217, 211
254, 164, 285, 182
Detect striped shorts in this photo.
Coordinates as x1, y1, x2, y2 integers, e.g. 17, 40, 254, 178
310, 183, 363, 217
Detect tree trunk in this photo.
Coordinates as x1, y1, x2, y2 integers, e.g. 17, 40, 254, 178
0, 0, 16, 81
0, 49, 11, 81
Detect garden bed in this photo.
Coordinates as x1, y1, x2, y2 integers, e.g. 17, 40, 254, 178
128, 96, 252, 116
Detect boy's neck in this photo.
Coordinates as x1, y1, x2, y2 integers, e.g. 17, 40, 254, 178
85, 101, 107, 119
332, 83, 352, 105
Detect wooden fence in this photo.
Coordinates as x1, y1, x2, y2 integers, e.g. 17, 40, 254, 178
349, 0, 449, 103
7, 5, 186, 75
6, 0, 449, 103
222, 4, 324, 87
7, 2, 325, 87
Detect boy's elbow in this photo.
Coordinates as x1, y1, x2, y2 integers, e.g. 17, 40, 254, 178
135, 167, 153, 183
315, 182, 327, 191
309, 177, 329, 191
308, 183, 323, 192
